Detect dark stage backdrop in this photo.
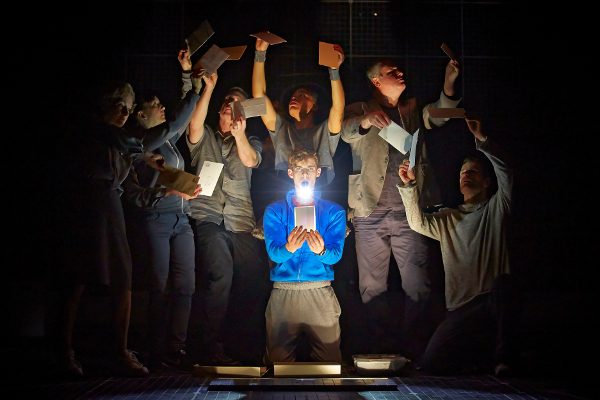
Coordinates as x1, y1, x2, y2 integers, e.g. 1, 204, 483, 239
6, 0, 593, 382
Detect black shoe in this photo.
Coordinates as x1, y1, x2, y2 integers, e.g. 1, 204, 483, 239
146, 355, 166, 372
204, 353, 241, 366
164, 349, 195, 372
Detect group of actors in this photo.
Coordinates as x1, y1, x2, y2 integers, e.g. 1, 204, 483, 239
54, 34, 522, 380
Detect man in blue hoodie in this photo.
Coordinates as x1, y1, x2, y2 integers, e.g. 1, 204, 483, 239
263, 148, 346, 363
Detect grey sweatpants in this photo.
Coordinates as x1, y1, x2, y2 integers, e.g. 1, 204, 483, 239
265, 281, 342, 363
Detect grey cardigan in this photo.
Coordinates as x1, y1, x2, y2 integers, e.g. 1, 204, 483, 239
341, 91, 460, 218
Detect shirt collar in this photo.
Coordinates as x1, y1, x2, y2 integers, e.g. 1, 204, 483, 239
286, 188, 321, 208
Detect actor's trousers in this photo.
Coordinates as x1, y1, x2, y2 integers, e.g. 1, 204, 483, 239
192, 220, 266, 356
266, 281, 342, 363
128, 212, 195, 355
353, 207, 431, 356
420, 273, 522, 374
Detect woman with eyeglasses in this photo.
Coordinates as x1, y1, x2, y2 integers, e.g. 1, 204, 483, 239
55, 69, 202, 378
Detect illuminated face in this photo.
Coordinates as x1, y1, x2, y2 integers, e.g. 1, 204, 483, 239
219, 92, 245, 123
104, 95, 133, 127
460, 159, 490, 199
288, 157, 321, 197
288, 88, 317, 119
139, 96, 165, 128
373, 63, 405, 96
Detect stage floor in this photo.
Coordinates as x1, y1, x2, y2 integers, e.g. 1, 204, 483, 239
2, 364, 592, 400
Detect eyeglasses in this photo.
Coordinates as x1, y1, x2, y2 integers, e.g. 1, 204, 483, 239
114, 101, 136, 115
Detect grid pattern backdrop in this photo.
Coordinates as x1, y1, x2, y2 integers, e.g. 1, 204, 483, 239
124, 0, 523, 120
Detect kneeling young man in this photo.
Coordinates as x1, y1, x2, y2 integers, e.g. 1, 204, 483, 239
263, 149, 346, 362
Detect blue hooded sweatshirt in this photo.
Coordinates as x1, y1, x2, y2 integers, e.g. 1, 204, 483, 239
263, 189, 346, 282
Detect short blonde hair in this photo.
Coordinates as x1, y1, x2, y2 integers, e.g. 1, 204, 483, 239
98, 81, 136, 116
287, 148, 319, 169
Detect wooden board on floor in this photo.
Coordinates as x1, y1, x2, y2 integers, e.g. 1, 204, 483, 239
195, 365, 267, 377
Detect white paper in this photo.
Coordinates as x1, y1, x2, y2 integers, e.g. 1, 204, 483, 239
294, 206, 316, 231
198, 161, 224, 197
408, 129, 419, 170
378, 121, 412, 154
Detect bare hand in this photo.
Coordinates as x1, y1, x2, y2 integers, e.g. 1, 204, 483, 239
230, 114, 247, 137
445, 59, 460, 83
306, 230, 325, 255
145, 153, 166, 171
178, 48, 192, 71
361, 111, 391, 130
398, 159, 415, 184
331, 44, 345, 69
255, 34, 269, 51
285, 226, 307, 253
465, 112, 486, 141
202, 70, 218, 90
166, 184, 202, 200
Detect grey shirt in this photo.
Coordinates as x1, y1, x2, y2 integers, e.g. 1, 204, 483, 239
397, 138, 512, 311
187, 125, 262, 233
270, 114, 340, 184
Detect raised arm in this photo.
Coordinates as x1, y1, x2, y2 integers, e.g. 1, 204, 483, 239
188, 70, 218, 144
327, 44, 345, 135
466, 115, 512, 212
252, 36, 277, 131
140, 72, 203, 151
422, 60, 461, 129
178, 48, 193, 98
398, 160, 443, 241
230, 116, 261, 168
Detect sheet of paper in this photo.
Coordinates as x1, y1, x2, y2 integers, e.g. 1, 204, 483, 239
185, 20, 214, 55
378, 121, 413, 154
441, 42, 457, 61
318, 41, 339, 69
232, 97, 268, 120
428, 108, 465, 119
294, 206, 316, 231
222, 45, 247, 60
194, 45, 229, 77
155, 165, 200, 196
408, 129, 419, 170
250, 32, 286, 45
198, 161, 224, 197
231, 101, 245, 120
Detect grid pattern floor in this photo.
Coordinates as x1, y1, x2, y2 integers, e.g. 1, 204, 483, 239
2, 367, 591, 400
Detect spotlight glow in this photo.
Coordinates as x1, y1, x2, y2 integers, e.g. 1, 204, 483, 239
297, 181, 312, 200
